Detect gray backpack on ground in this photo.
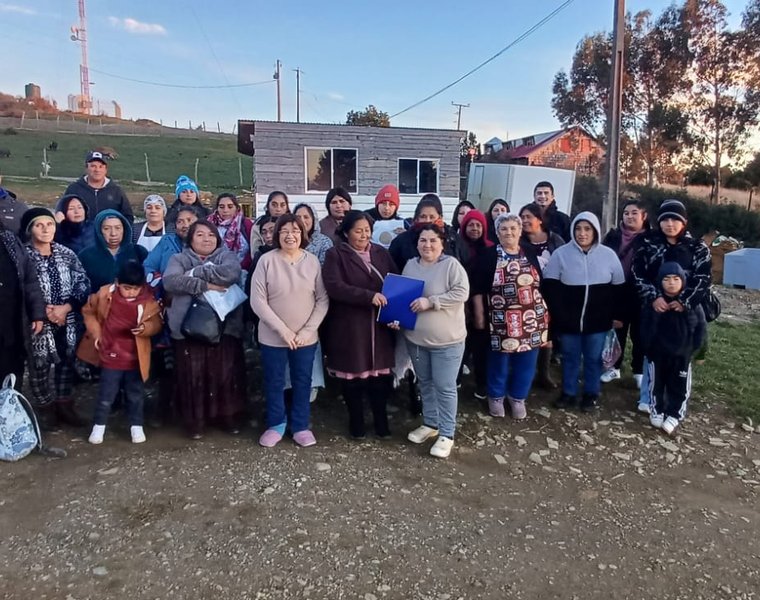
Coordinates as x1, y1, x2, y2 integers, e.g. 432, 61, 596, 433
0, 374, 42, 462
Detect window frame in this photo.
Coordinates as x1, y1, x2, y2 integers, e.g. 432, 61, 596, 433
397, 157, 440, 195
303, 146, 359, 194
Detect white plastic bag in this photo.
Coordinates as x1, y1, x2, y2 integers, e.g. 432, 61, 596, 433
601, 330, 622, 371
203, 284, 247, 321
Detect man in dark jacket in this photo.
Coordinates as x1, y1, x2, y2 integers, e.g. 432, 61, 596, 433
0, 186, 29, 234
533, 181, 570, 242
55, 151, 133, 223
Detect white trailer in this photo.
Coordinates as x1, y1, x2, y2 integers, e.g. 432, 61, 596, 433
466, 163, 576, 215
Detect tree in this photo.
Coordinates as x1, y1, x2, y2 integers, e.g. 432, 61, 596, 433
680, 0, 759, 203
460, 131, 480, 158
345, 105, 390, 127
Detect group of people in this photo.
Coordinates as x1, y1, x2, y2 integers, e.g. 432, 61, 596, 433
0, 150, 712, 461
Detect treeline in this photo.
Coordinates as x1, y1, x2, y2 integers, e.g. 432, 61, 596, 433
552, 0, 760, 202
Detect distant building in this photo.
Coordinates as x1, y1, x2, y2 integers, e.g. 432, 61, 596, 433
482, 126, 603, 176
25, 83, 41, 100
112, 101, 122, 120
68, 94, 85, 112
68, 94, 123, 117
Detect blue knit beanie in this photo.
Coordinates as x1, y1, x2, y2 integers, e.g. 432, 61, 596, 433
175, 175, 199, 198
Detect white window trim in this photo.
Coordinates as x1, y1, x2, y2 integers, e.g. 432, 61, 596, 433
397, 157, 440, 195
304, 146, 359, 194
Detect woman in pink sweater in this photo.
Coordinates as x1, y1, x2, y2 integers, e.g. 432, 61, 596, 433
250, 214, 329, 448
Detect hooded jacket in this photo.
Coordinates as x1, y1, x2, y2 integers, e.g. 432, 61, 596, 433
0, 187, 29, 234
54, 194, 96, 255
59, 176, 133, 223
639, 262, 706, 361
541, 212, 625, 334
77, 209, 148, 291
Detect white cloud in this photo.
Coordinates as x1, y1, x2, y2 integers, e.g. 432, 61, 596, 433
327, 92, 345, 101
108, 16, 167, 36
0, 3, 36, 15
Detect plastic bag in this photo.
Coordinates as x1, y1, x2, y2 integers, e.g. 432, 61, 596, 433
203, 284, 247, 321
601, 329, 622, 371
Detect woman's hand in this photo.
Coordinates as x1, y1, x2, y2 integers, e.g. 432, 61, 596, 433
207, 283, 227, 292
371, 293, 388, 307
30, 321, 43, 335
387, 320, 401, 331
652, 297, 669, 313
282, 329, 299, 350
46, 304, 71, 326
668, 301, 684, 312
410, 297, 432, 313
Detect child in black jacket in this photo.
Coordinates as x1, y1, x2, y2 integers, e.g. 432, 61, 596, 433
640, 262, 706, 435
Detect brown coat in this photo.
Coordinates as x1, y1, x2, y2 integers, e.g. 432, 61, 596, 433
77, 284, 163, 382
322, 242, 398, 375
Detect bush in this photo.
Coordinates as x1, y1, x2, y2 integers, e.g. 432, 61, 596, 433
3, 128, 17, 135
571, 176, 604, 217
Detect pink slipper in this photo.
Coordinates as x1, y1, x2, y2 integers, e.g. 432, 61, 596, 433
293, 430, 317, 447
259, 429, 283, 448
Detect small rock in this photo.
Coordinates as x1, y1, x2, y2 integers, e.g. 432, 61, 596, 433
315, 462, 331, 472
538, 449, 550, 457
92, 566, 108, 576
494, 454, 507, 465
579, 433, 595, 445
515, 436, 527, 448
546, 437, 559, 450
97, 467, 119, 476
708, 438, 728, 447
263, 486, 275, 495
612, 452, 631, 461
365, 594, 378, 600
658, 439, 679, 453
741, 424, 754, 433
535, 408, 551, 418
529, 452, 543, 465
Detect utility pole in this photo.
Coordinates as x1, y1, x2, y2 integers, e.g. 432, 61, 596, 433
602, 0, 625, 235
273, 60, 282, 122
70, 0, 92, 115
293, 68, 302, 123
452, 102, 470, 130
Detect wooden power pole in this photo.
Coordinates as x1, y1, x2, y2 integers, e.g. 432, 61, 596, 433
602, 0, 625, 235
293, 68, 302, 123
273, 60, 282, 122
452, 102, 470, 131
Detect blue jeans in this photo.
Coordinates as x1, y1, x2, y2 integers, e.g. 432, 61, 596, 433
406, 340, 465, 439
559, 332, 607, 396
487, 349, 539, 401
260, 343, 317, 432
640, 357, 651, 407
93, 368, 144, 426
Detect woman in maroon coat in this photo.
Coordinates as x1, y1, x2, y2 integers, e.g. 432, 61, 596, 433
322, 210, 398, 439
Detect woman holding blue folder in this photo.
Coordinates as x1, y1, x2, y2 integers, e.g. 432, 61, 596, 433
393, 223, 470, 459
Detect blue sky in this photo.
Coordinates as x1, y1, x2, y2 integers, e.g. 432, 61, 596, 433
2, 0, 750, 142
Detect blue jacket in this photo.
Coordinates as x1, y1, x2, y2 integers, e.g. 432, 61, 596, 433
77, 209, 147, 290
143, 233, 183, 276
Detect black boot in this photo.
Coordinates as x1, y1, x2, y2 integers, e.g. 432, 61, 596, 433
554, 393, 577, 410
368, 376, 391, 438
343, 380, 366, 439
535, 347, 557, 390
37, 403, 61, 432
580, 393, 599, 413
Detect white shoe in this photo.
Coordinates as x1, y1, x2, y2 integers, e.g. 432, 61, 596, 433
638, 401, 651, 414
309, 387, 318, 403
662, 417, 679, 435
88, 424, 105, 444
130, 426, 146, 444
649, 414, 664, 429
633, 374, 643, 389
600, 368, 621, 383
462, 364, 471, 376
408, 425, 439, 444
430, 436, 454, 458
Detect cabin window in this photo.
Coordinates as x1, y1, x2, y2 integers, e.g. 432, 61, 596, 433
305, 148, 357, 193
398, 158, 439, 194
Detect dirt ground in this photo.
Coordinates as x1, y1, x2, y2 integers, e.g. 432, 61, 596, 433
2, 291, 759, 600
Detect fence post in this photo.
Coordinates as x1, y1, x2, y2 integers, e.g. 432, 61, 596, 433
239, 157, 243, 187
194, 158, 199, 185
144, 153, 151, 183
20, 112, 25, 128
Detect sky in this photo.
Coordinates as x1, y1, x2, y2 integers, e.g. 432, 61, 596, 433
1, 0, 751, 143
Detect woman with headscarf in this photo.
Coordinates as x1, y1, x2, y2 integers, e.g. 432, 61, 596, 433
165, 175, 209, 232
20, 208, 91, 428
322, 210, 398, 439
54, 194, 96, 255
486, 198, 510, 245
209, 193, 254, 274
250, 191, 290, 255
163, 220, 245, 439
132, 194, 167, 252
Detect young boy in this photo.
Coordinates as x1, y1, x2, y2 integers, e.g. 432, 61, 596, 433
78, 260, 162, 444
640, 262, 706, 435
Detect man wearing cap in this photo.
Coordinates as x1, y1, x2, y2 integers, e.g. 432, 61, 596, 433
632, 199, 712, 414
0, 186, 30, 235
55, 151, 133, 224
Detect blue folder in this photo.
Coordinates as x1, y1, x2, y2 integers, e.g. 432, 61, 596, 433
377, 274, 425, 330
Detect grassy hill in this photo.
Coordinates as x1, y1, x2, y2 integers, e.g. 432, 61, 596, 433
0, 128, 250, 193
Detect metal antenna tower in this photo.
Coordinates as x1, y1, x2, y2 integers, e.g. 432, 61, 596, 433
70, 0, 92, 114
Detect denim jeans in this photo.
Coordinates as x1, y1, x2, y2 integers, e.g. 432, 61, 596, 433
559, 332, 607, 396
486, 348, 539, 401
260, 343, 317, 432
640, 357, 651, 406
93, 368, 145, 426
406, 340, 465, 439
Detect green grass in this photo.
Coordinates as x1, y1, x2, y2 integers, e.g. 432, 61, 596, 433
692, 320, 760, 422
0, 129, 251, 191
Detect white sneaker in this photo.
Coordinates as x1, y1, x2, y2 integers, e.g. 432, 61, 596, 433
309, 387, 319, 403
662, 417, 679, 435
88, 424, 105, 444
600, 368, 621, 383
430, 436, 454, 458
408, 425, 439, 444
130, 426, 146, 444
649, 414, 664, 429
638, 401, 651, 414
633, 374, 643, 389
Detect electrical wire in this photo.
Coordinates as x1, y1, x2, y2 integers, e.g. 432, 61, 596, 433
89, 68, 275, 89
390, 0, 576, 119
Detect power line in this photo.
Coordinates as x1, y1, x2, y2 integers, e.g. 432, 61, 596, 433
89, 68, 275, 89
390, 0, 576, 119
